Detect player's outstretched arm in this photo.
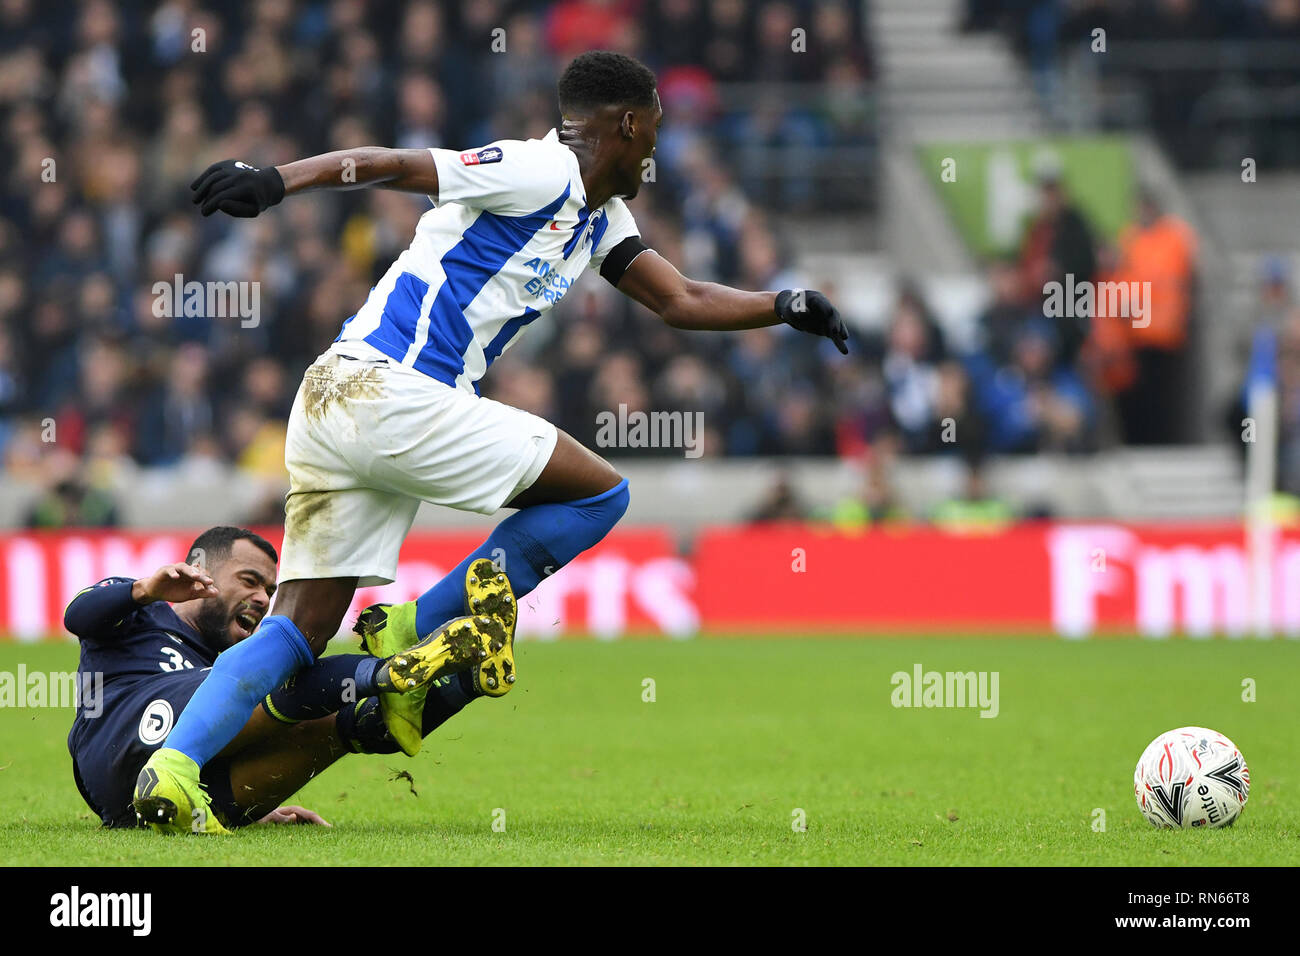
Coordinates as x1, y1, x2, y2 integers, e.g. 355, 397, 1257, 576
63, 564, 218, 638
614, 247, 849, 354
191, 148, 440, 218
131, 562, 221, 604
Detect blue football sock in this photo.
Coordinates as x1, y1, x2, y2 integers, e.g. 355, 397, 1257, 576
414, 478, 629, 636
262, 654, 382, 723
164, 615, 314, 767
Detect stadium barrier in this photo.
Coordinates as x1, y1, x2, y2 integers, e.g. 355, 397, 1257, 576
2, 524, 1297, 640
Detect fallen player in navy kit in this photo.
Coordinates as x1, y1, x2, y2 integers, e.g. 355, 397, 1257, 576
67, 525, 508, 831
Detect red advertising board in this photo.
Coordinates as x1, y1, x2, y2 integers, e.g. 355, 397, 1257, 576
0, 528, 693, 642
693, 523, 1053, 632
2, 523, 1298, 639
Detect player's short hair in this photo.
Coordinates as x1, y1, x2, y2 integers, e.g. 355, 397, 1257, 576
185, 526, 278, 571
558, 51, 657, 116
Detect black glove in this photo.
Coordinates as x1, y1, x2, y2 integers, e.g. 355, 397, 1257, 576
191, 160, 285, 218
776, 288, 849, 355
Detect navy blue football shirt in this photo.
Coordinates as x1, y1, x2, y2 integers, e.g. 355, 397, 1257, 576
65, 577, 226, 826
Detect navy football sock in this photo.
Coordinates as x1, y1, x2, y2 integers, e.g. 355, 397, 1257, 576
164, 614, 314, 767
421, 671, 476, 735
414, 479, 629, 636
262, 654, 384, 723
336, 672, 477, 755
336, 697, 400, 754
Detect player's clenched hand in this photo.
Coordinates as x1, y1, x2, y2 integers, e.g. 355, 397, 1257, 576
132, 563, 220, 605
776, 289, 849, 355
191, 159, 285, 218
258, 806, 332, 826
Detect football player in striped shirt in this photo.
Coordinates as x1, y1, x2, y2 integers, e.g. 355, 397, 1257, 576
135, 51, 848, 833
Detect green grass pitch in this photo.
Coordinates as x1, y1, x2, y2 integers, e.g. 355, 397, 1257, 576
1, 636, 1296, 866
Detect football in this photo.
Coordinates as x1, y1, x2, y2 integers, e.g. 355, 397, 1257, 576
1134, 727, 1250, 829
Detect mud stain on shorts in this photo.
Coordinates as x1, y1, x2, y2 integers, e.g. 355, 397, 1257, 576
302, 360, 384, 423
284, 490, 333, 559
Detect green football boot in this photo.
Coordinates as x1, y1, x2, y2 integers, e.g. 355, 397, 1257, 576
355, 603, 501, 756
354, 602, 426, 755
132, 748, 230, 835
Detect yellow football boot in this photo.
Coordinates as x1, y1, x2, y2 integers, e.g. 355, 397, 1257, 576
362, 610, 500, 755
355, 602, 426, 754
464, 558, 518, 697
132, 748, 230, 835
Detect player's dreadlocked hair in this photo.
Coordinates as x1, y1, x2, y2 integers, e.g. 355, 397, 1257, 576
558, 51, 657, 116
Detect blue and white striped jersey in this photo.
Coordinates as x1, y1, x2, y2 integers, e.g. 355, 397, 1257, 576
333, 128, 640, 393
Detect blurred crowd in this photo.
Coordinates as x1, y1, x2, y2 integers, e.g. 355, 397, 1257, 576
0, 0, 1252, 531
0, 0, 875, 528
752, 166, 1204, 526
965, 0, 1300, 167
1225, 256, 1300, 499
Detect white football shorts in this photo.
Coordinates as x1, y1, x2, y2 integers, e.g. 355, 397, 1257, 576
279, 342, 558, 586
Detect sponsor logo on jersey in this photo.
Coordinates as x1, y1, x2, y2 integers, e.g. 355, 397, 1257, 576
138, 699, 174, 745
460, 147, 503, 166
522, 257, 572, 304
583, 210, 603, 248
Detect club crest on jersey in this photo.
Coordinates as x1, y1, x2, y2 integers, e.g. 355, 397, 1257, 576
460, 147, 503, 166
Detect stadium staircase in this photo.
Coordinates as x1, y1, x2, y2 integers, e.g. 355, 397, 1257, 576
868, 0, 1051, 275
1083, 445, 1245, 520
1184, 170, 1300, 369
871, 0, 1045, 141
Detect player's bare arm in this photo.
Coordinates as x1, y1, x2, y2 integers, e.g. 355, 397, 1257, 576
615, 246, 850, 353
277, 148, 440, 197
190, 148, 440, 218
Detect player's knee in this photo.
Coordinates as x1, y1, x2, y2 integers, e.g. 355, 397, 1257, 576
589, 476, 630, 532
303, 628, 332, 658
609, 476, 630, 522
286, 616, 332, 658
270, 580, 355, 656
263, 609, 329, 659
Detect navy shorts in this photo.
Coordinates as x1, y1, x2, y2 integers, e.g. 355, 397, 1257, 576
70, 670, 256, 829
